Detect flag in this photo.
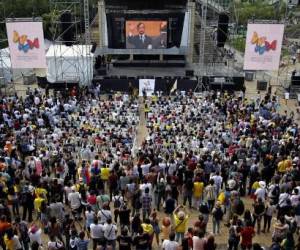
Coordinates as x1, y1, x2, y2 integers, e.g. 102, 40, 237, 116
170, 79, 177, 93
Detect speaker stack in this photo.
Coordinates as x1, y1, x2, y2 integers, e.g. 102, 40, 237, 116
60, 11, 74, 46
185, 70, 194, 77
257, 80, 268, 91
217, 13, 229, 47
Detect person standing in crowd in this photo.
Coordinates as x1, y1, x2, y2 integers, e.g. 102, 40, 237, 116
2, 85, 300, 250
104, 218, 117, 250
253, 197, 265, 234
162, 232, 179, 250
142, 187, 152, 220
173, 205, 189, 243
205, 179, 216, 212
212, 201, 223, 235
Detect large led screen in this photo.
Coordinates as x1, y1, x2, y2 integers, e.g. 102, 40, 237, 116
126, 20, 167, 49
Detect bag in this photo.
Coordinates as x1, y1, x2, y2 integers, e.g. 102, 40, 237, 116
113, 196, 121, 209
69, 236, 78, 250
271, 185, 279, 198
235, 199, 245, 216
213, 207, 223, 220
199, 202, 209, 214
20, 192, 28, 205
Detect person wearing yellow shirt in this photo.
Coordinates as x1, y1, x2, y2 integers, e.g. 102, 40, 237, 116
101, 166, 110, 181
35, 185, 48, 202
141, 218, 154, 247
193, 180, 204, 209
277, 159, 286, 173
173, 205, 189, 243
283, 158, 292, 172
34, 195, 45, 217
4, 229, 22, 250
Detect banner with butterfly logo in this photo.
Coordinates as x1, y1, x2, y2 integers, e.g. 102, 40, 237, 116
244, 23, 284, 71
6, 21, 47, 69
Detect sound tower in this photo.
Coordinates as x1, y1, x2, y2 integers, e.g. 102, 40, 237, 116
60, 11, 74, 46
91, 42, 97, 53
217, 13, 229, 47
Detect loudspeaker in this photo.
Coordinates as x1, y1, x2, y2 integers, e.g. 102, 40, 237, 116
217, 13, 229, 47
186, 70, 194, 77
97, 68, 107, 76
60, 11, 74, 46
91, 42, 97, 53
245, 71, 254, 81
257, 80, 268, 91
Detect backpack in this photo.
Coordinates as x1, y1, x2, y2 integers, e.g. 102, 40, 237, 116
78, 184, 86, 199
271, 185, 280, 198
199, 202, 209, 214
157, 182, 165, 194
213, 207, 224, 220
113, 196, 122, 209
20, 192, 28, 205
69, 236, 78, 250
235, 199, 245, 216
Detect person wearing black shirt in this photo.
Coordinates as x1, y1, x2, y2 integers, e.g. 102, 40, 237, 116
164, 194, 176, 216
67, 159, 77, 184
133, 227, 150, 250
117, 227, 132, 250
119, 204, 131, 229
253, 198, 265, 234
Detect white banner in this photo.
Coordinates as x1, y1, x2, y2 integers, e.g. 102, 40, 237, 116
139, 79, 155, 96
244, 23, 284, 71
6, 21, 46, 69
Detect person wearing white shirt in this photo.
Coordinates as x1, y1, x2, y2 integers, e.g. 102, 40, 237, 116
210, 172, 223, 196
68, 187, 82, 217
97, 206, 112, 224
103, 218, 117, 249
162, 232, 179, 250
291, 188, 300, 207
90, 217, 105, 250
29, 226, 42, 246
255, 187, 266, 202
141, 162, 151, 175
140, 181, 152, 195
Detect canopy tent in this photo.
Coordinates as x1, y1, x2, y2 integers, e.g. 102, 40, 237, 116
0, 39, 52, 83
46, 45, 94, 85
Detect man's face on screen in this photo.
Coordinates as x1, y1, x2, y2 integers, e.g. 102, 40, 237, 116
137, 24, 145, 35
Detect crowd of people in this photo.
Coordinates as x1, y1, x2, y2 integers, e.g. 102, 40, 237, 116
0, 87, 300, 250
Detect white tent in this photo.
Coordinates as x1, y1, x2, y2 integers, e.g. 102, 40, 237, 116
46, 45, 94, 85
0, 48, 36, 82
0, 39, 53, 83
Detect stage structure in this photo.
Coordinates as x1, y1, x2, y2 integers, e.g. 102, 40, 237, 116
0, 2, 16, 95
194, 0, 237, 91
49, 0, 93, 85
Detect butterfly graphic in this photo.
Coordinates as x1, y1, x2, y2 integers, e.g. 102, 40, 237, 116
265, 40, 276, 51
12, 30, 39, 53
255, 45, 266, 55
251, 31, 277, 55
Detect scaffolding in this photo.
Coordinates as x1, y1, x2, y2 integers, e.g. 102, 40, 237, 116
49, 0, 93, 86
193, 0, 237, 91
0, 1, 15, 95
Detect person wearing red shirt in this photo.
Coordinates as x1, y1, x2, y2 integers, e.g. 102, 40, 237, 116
0, 215, 12, 249
240, 221, 255, 250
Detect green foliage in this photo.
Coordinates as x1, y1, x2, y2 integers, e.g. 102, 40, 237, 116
231, 36, 246, 53
232, 0, 287, 25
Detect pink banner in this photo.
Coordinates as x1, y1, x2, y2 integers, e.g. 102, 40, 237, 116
243, 23, 284, 71
6, 21, 46, 69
